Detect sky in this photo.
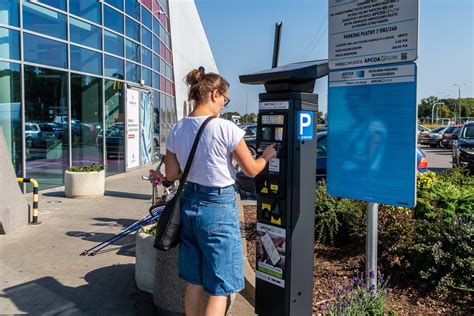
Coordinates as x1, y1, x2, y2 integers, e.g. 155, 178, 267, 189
194, 0, 474, 115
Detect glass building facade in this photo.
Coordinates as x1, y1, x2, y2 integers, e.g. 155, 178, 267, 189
0, 0, 177, 190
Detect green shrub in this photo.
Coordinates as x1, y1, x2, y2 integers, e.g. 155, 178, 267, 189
315, 168, 473, 292
415, 169, 474, 221
314, 180, 364, 245
67, 163, 104, 173
404, 217, 473, 291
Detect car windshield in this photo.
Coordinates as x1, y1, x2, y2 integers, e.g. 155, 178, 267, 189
444, 126, 455, 133
461, 125, 474, 139
39, 124, 53, 131
317, 135, 327, 156
430, 127, 445, 133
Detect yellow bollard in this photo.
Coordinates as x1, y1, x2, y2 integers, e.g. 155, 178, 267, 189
17, 177, 40, 224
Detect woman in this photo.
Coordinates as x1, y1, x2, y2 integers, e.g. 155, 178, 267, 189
164, 67, 277, 316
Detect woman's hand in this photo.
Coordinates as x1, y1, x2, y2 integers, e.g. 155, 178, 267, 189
261, 144, 277, 162
233, 140, 277, 178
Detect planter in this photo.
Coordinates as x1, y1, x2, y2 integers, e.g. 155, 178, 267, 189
153, 240, 236, 315
135, 225, 156, 294
64, 170, 105, 198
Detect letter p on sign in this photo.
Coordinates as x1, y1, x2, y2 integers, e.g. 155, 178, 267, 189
297, 111, 314, 140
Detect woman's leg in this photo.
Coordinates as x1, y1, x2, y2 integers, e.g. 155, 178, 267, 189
185, 283, 206, 316
205, 295, 227, 316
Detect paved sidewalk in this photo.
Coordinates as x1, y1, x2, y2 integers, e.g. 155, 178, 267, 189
0, 166, 255, 315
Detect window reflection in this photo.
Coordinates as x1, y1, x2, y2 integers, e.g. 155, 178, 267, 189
0, 0, 19, 27
71, 74, 103, 167
23, 33, 68, 68
69, 0, 101, 24
104, 6, 124, 33
0, 61, 22, 176
0, 27, 20, 60
70, 45, 102, 76
70, 17, 101, 50
24, 66, 68, 190
104, 79, 125, 175
23, 2, 67, 39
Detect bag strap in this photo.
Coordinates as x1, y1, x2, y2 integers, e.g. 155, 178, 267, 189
176, 116, 215, 193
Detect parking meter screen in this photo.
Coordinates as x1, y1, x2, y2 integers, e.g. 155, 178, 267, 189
275, 127, 283, 141
262, 115, 284, 125
262, 127, 272, 141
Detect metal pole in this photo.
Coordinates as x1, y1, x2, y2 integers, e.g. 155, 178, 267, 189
366, 202, 378, 291
272, 22, 282, 68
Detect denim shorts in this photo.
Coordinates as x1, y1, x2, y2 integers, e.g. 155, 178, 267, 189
178, 182, 244, 296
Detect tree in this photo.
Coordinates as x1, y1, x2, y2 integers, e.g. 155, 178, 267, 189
241, 113, 257, 124
221, 112, 241, 121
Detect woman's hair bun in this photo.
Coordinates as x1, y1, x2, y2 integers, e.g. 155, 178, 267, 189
186, 67, 205, 87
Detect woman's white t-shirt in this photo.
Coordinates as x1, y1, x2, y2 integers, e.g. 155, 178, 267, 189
166, 116, 246, 188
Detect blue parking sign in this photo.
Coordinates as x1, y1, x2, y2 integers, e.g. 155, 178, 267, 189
297, 111, 314, 140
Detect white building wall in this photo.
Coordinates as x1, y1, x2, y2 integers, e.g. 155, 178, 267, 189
169, 0, 219, 120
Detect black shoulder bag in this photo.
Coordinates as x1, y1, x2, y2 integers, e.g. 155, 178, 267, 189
153, 116, 215, 251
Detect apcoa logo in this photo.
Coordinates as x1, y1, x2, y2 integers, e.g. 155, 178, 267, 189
365, 55, 398, 63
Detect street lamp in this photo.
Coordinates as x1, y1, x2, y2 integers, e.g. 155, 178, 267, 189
454, 83, 467, 123
431, 102, 444, 124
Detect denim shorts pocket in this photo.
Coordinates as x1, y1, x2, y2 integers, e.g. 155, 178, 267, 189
197, 200, 235, 233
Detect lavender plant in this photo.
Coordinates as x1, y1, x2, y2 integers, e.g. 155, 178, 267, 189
322, 271, 392, 315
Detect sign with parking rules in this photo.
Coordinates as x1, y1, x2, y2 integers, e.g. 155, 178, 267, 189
297, 111, 314, 140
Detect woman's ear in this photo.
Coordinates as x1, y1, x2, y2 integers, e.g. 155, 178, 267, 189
210, 90, 218, 103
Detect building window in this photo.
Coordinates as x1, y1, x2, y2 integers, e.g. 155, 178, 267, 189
23, 1, 67, 40
152, 71, 159, 90
0, 0, 19, 27
24, 33, 67, 69
105, 0, 123, 11
104, 6, 124, 34
142, 66, 151, 86
71, 74, 103, 167
104, 55, 124, 79
152, 17, 159, 36
142, 28, 152, 50
36, 0, 66, 11
125, 0, 140, 21
126, 61, 140, 83
104, 30, 124, 57
125, 39, 140, 62
152, 53, 159, 73
70, 17, 102, 50
104, 79, 125, 175
69, 0, 101, 25
153, 35, 159, 55
0, 27, 20, 61
142, 47, 152, 68
70, 45, 102, 76
153, 90, 160, 154
141, 6, 152, 30
0, 61, 22, 176
24, 65, 68, 190
125, 17, 140, 42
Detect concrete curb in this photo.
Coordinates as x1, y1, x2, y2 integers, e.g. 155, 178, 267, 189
237, 194, 256, 304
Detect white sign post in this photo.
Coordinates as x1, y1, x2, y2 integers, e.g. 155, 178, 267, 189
126, 89, 140, 170
329, 0, 419, 69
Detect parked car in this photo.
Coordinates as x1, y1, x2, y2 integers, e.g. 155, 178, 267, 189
97, 123, 125, 159
236, 131, 429, 194
452, 121, 474, 170
419, 126, 448, 147
440, 125, 461, 148
25, 122, 56, 147
241, 123, 257, 156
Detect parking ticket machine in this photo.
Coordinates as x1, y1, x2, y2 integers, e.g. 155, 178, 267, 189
240, 60, 328, 316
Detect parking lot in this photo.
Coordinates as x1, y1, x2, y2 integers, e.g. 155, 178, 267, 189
421, 145, 453, 172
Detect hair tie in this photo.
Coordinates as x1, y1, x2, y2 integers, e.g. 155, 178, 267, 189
198, 66, 205, 74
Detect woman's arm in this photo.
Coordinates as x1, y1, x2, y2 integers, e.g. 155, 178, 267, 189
164, 150, 182, 181
233, 139, 277, 178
